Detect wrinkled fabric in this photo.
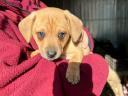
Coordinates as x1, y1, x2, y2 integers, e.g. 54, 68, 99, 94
0, 0, 108, 96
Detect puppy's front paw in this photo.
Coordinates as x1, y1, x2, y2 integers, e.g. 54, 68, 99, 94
66, 63, 80, 85
30, 50, 40, 57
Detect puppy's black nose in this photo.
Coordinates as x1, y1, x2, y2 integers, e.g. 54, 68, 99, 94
47, 50, 57, 58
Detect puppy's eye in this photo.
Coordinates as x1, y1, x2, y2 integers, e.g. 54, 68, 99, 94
58, 32, 66, 40
37, 32, 45, 39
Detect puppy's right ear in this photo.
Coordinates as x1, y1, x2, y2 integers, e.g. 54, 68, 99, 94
64, 10, 83, 43
18, 12, 36, 43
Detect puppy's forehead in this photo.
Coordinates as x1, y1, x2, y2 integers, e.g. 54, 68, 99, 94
35, 8, 67, 23
37, 8, 65, 16
34, 8, 68, 31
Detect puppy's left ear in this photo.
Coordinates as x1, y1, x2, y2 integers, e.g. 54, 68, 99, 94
18, 12, 36, 43
64, 10, 83, 43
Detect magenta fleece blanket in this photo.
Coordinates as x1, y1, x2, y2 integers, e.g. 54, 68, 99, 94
0, 0, 108, 96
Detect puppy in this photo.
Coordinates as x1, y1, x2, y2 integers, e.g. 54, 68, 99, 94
18, 7, 91, 84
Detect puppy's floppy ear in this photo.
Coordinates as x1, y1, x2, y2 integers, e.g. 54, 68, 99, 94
64, 10, 83, 43
18, 12, 36, 43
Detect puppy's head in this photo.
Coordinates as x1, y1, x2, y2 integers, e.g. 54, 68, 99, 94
18, 7, 83, 60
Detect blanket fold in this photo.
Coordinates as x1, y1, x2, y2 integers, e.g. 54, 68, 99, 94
0, 0, 108, 96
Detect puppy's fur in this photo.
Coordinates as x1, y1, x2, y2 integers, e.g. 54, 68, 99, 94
18, 7, 91, 84
105, 55, 124, 96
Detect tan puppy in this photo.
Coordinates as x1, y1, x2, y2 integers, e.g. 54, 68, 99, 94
18, 7, 91, 84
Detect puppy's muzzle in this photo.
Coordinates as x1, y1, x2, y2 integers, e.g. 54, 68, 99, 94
47, 49, 57, 59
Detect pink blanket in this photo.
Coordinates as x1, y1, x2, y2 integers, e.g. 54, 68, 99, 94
0, 0, 108, 96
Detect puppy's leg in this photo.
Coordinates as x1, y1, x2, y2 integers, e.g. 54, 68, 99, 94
107, 67, 124, 96
66, 62, 80, 85
105, 55, 124, 96
66, 49, 83, 84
